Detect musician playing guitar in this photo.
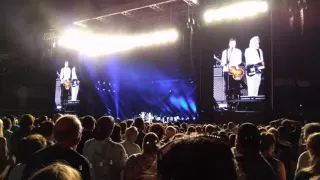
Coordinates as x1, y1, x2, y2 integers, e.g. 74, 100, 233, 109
245, 36, 265, 96
60, 61, 71, 104
221, 38, 242, 96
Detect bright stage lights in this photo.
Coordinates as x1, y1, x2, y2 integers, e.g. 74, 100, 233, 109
204, 1, 268, 23
58, 29, 179, 57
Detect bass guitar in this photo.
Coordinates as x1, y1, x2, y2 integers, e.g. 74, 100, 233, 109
57, 72, 71, 90
246, 62, 265, 76
214, 55, 244, 80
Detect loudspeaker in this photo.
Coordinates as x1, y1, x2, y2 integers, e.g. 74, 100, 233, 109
55, 79, 61, 107
213, 67, 226, 102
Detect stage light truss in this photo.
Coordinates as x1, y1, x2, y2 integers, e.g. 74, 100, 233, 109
149, 4, 163, 12
121, 11, 135, 18
94, 17, 107, 22
73, 0, 198, 27
183, 0, 198, 6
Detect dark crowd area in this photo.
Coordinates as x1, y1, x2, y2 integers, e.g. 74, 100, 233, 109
0, 114, 320, 180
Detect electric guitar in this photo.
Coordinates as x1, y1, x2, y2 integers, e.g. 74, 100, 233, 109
57, 72, 71, 90
214, 55, 244, 80
246, 62, 265, 76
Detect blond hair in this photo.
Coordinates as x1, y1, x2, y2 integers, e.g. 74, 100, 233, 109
30, 162, 82, 180
0, 119, 3, 137
303, 132, 320, 173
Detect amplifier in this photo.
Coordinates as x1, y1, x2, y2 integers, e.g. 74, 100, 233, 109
55, 79, 61, 107
214, 66, 223, 77
213, 76, 226, 102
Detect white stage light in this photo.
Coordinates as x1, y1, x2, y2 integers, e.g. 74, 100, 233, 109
58, 28, 179, 57
204, 1, 268, 23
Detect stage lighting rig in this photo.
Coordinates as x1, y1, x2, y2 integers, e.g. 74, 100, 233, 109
121, 11, 135, 18
149, 4, 164, 12
183, 0, 199, 6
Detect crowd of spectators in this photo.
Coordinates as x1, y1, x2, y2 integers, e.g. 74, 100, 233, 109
0, 113, 319, 180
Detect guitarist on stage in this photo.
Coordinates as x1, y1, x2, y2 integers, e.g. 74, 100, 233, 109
60, 61, 71, 104
221, 38, 242, 97
245, 36, 265, 96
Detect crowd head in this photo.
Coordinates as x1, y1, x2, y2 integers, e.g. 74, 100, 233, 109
29, 162, 82, 180
54, 115, 82, 148
157, 135, 238, 180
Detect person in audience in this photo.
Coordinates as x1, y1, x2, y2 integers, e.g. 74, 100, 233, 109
111, 124, 122, 143
51, 113, 63, 123
149, 123, 165, 142
181, 123, 188, 132
162, 126, 176, 144
33, 116, 49, 134
38, 121, 55, 146
0, 120, 8, 162
281, 120, 302, 160
269, 127, 294, 179
83, 116, 127, 180
228, 122, 236, 133
10, 114, 35, 157
294, 133, 320, 180
261, 132, 287, 180
223, 124, 228, 130
229, 133, 236, 147
124, 132, 159, 180
235, 123, 277, 180
6, 115, 19, 132
2, 118, 12, 142
29, 162, 82, 180
2, 118, 12, 152
22, 115, 91, 180
186, 126, 196, 135
77, 115, 96, 154
121, 126, 141, 157
134, 118, 145, 148
9, 134, 47, 180
205, 124, 215, 135
157, 135, 238, 180
195, 125, 202, 134
126, 119, 134, 128
120, 121, 127, 140
296, 123, 320, 174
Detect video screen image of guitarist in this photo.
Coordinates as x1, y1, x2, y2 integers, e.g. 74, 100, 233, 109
213, 36, 265, 106
55, 61, 80, 110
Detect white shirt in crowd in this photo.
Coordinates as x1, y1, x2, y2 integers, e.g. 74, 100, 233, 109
120, 140, 141, 157
221, 48, 242, 72
83, 138, 127, 180
60, 67, 71, 81
245, 48, 263, 65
